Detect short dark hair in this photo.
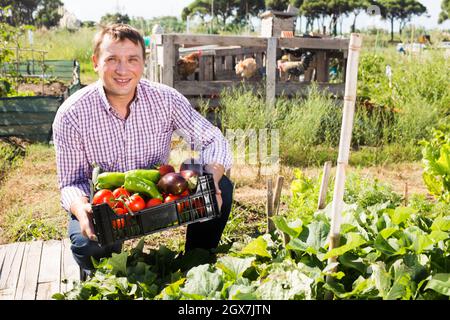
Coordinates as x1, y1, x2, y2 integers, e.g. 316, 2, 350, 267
93, 24, 145, 59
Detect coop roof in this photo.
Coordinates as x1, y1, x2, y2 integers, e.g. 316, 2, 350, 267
260, 10, 297, 19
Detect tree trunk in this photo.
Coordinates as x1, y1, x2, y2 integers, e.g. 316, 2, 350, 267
351, 14, 357, 33
390, 17, 394, 42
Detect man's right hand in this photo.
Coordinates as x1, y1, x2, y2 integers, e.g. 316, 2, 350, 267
70, 197, 97, 241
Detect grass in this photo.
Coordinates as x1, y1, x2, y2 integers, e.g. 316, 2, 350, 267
0, 143, 66, 244
19, 27, 98, 84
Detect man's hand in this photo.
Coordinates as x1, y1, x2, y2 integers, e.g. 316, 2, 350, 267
204, 162, 225, 212
70, 197, 97, 241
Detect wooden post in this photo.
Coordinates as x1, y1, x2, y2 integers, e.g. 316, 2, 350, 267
266, 178, 275, 233
315, 51, 329, 83
162, 35, 175, 87
317, 161, 332, 210
266, 37, 277, 108
273, 175, 284, 216
326, 33, 362, 299
403, 182, 408, 206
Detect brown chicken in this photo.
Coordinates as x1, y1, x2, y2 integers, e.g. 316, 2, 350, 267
177, 51, 202, 80
235, 57, 258, 80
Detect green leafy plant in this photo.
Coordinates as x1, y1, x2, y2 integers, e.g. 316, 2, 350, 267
420, 125, 450, 203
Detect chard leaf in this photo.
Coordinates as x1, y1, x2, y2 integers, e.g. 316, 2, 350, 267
241, 236, 272, 258
403, 227, 434, 254
325, 276, 376, 299
227, 283, 258, 300
379, 227, 398, 239
322, 233, 366, 260
272, 216, 303, 238
286, 237, 308, 252
256, 268, 314, 300
216, 256, 255, 280
436, 145, 450, 175
424, 273, 450, 296
386, 273, 412, 300
156, 278, 185, 300
389, 207, 416, 225
423, 172, 443, 196
338, 252, 367, 274
429, 230, 449, 243
374, 234, 398, 256
370, 262, 392, 299
107, 251, 128, 276
430, 216, 450, 232
306, 220, 330, 251
181, 264, 223, 298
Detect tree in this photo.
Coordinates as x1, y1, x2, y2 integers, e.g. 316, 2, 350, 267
0, 0, 39, 26
439, 0, 449, 23
100, 13, 131, 25
300, 0, 328, 33
182, 0, 234, 25
235, 0, 265, 23
35, 0, 63, 28
327, 0, 353, 35
265, 0, 289, 11
378, 0, 426, 41
182, 0, 266, 30
348, 0, 370, 33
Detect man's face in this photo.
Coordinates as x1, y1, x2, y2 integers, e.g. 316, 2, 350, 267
92, 35, 144, 101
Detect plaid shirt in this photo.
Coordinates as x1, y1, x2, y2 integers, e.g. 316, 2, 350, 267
52, 79, 232, 212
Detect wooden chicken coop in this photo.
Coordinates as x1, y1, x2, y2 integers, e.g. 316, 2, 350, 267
145, 33, 349, 111
260, 10, 297, 37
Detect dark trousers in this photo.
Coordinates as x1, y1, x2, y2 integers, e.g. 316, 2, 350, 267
68, 175, 234, 271
185, 175, 234, 251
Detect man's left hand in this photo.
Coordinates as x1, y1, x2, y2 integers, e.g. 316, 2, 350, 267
204, 162, 225, 212
215, 183, 223, 211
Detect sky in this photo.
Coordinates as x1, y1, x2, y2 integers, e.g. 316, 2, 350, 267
61, 0, 450, 31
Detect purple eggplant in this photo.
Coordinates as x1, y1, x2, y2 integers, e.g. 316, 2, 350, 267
157, 172, 188, 195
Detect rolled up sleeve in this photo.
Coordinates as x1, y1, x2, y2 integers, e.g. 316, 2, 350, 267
52, 112, 91, 213
170, 91, 232, 170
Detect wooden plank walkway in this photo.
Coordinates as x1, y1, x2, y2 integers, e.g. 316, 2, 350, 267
0, 239, 80, 300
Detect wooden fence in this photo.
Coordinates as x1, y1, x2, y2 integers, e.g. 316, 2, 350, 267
146, 34, 349, 107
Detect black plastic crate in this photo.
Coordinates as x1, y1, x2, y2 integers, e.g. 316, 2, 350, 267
91, 173, 220, 246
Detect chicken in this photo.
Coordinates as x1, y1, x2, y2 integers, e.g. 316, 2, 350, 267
177, 51, 202, 80
277, 51, 314, 81
235, 57, 258, 80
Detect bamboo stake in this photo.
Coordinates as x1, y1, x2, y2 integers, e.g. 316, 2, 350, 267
325, 33, 362, 298
317, 161, 332, 210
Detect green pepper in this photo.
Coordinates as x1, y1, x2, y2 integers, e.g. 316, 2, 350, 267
124, 174, 163, 200
125, 169, 160, 183
95, 172, 125, 190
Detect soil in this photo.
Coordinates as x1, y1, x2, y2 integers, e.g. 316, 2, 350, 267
17, 81, 68, 96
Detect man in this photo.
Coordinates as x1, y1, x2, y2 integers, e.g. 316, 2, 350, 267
52, 24, 233, 277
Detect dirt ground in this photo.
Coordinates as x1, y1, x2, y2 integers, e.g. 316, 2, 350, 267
18, 81, 68, 96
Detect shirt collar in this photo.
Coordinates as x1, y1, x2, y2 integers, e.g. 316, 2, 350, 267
96, 79, 142, 114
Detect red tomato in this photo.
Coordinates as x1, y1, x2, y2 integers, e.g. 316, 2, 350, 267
164, 194, 182, 203
112, 207, 127, 229
125, 194, 146, 213
158, 164, 175, 177
146, 198, 163, 208
180, 190, 190, 197
113, 187, 130, 199
112, 187, 130, 209
194, 198, 206, 217
93, 189, 115, 208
